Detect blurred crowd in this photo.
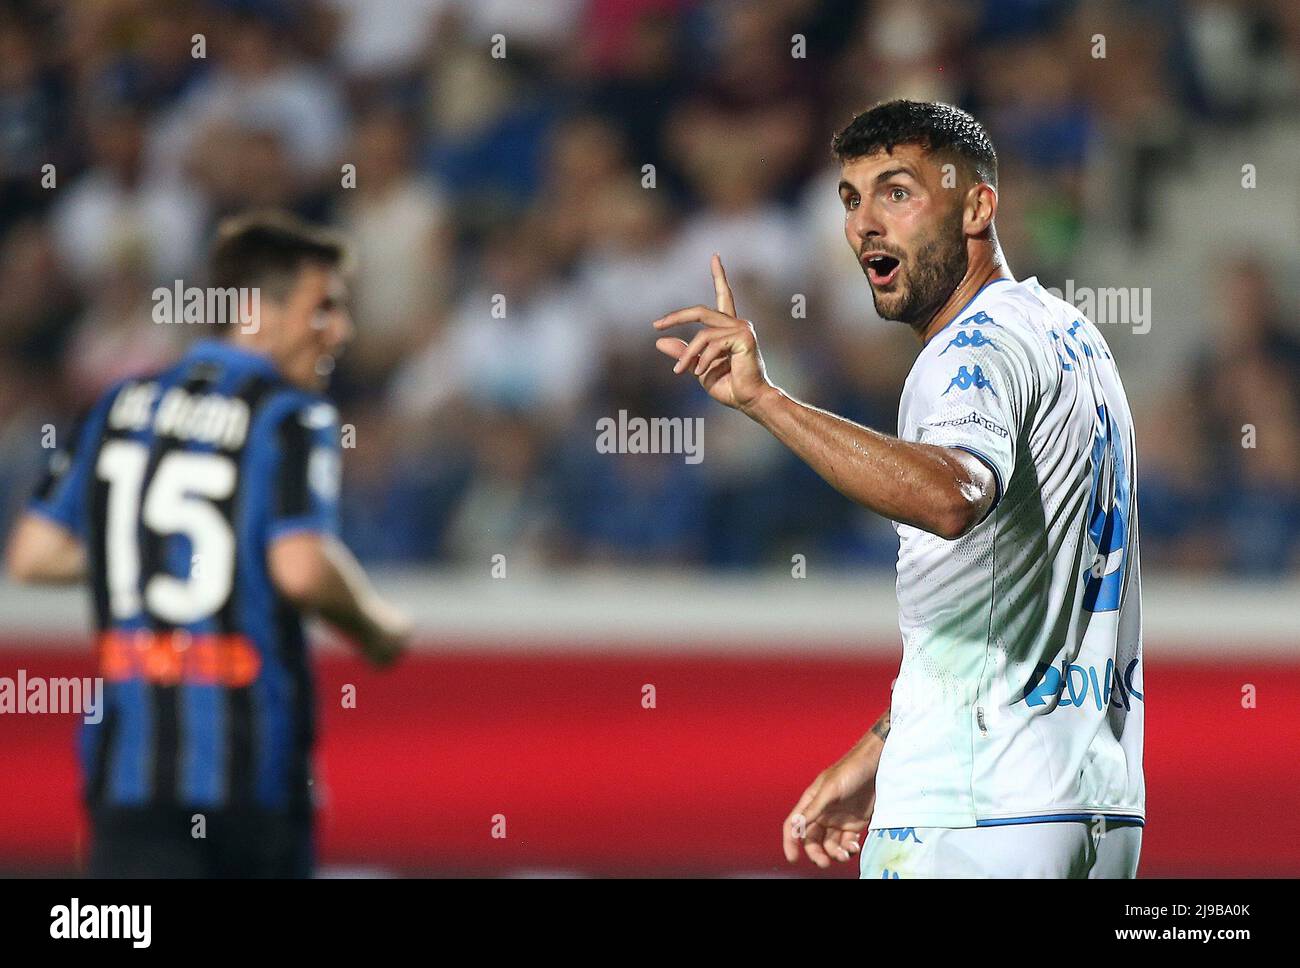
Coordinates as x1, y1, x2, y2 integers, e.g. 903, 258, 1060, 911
1, 0, 1298, 574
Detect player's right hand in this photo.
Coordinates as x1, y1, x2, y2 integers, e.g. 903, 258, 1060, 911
359, 601, 412, 668
652, 254, 777, 415
782, 747, 880, 868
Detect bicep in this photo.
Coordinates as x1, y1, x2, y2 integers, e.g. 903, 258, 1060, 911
260, 400, 344, 601
907, 331, 1035, 513
267, 530, 329, 603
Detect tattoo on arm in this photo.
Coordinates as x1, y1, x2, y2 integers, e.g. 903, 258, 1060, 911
871, 709, 891, 742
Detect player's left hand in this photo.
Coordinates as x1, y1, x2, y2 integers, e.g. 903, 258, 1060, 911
653, 255, 777, 414
782, 746, 879, 869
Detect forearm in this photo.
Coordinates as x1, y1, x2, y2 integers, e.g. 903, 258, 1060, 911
745, 387, 992, 538
269, 531, 408, 667
851, 709, 891, 760
317, 543, 394, 642
870, 708, 891, 743
823, 708, 890, 778
293, 537, 393, 642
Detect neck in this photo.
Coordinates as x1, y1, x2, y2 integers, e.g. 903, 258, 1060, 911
916, 245, 1013, 345
226, 331, 278, 365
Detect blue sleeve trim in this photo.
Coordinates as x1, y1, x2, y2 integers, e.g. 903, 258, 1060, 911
268, 514, 335, 543
23, 500, 80, 535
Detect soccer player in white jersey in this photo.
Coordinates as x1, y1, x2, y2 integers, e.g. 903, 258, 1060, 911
652, 100, 1143, 878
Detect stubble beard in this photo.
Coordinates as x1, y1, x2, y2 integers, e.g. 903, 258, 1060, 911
869, 215, 969, 332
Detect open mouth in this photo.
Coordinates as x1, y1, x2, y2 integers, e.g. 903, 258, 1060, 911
863, 253, 901, 287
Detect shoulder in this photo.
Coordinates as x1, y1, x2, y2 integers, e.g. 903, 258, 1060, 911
253, 387, 338, 431
243, 388, 341, 463
978, 280, 1060, 349
907, 280, 1060, 405
962, 279, 1063, 381
90, 373, 158, 432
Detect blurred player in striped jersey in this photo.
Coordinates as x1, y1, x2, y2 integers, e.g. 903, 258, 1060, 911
654, 101, 1143, 878
5, 212, 410, 877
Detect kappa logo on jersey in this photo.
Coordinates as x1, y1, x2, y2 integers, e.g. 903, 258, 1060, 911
875, 827, 924, 843
1021, 657, 1143, 712
942, 365, 997, 397
939, 329, 997, 356
958, 310, 997, 328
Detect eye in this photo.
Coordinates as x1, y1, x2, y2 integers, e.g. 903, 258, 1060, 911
843, 194, 859, 212
888, 187, 909, 202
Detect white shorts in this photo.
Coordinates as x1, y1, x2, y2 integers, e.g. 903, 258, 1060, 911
859, 820, 1142, 879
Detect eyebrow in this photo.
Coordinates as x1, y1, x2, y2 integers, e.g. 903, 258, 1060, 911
839, 166, 919, 196
873, 166, 916, 184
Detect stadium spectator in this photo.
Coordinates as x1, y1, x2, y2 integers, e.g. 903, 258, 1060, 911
0, 0, 1296, 575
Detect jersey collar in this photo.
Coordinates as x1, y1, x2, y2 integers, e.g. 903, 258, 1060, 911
184, 339, 283, 381
927, 276, 1017, 343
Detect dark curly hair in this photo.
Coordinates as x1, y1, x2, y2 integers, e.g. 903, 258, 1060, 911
832, 100, 998, 189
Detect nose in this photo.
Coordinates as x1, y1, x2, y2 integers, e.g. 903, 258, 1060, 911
846, 201, 883, 245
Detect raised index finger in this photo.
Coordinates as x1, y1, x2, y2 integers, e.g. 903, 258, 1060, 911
712, 253, 736, 317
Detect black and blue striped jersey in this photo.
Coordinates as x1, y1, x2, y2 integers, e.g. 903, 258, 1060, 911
30, 340, 342, 813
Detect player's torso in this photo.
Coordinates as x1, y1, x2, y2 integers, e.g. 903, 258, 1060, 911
877, 278, 1144, 827
80, 344, 317, 812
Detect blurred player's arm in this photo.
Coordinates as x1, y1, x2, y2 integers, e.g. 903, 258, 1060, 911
267, 400, 409, 667
654, 257, 995, 540
269, 531, 410, 667
7, 403, 103, 585
5, 513, 86, 584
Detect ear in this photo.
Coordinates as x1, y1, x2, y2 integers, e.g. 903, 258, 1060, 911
964, 183, 998, 238
240, 288, 260, 325
248, 289, 292, 341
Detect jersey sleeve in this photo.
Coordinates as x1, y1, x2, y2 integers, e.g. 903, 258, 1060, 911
906, 312, 1039, 511
267, 400, 342, 541
27, 396, 113, 539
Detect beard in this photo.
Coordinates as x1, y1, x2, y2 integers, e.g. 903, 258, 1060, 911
868, 213, 969, 329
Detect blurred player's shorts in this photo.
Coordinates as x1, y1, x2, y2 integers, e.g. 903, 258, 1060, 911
90, 806, 314, 878
860, 820, 1142, 879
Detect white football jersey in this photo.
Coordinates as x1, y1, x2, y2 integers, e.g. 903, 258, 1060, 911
870, 276, 1144, 829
